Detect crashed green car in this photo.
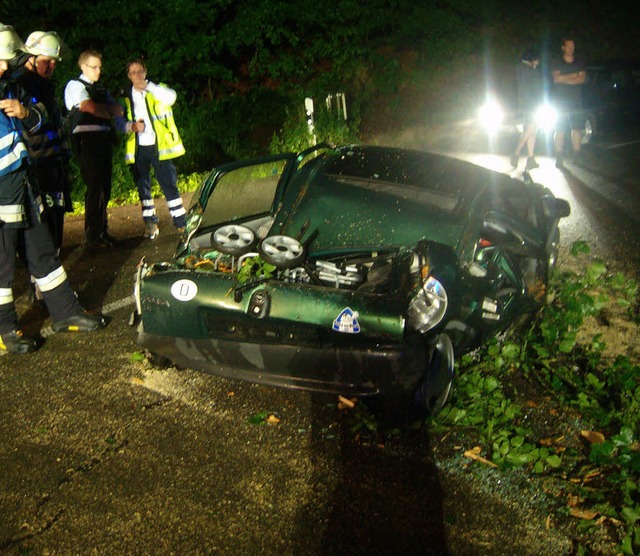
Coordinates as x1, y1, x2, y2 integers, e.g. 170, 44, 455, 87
133, 144, 570, 413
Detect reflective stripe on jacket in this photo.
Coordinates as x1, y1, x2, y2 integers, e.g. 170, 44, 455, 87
123, 91, 185, 165
0, 128, 28, 176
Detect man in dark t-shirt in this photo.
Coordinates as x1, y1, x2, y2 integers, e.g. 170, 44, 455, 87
551, 37, 586, 168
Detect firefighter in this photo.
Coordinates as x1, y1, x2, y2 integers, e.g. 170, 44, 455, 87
0, 24, 105, 355
16, 31, 72, 251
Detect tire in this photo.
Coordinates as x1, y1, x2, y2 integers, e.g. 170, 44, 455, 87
414, 333, 455, 415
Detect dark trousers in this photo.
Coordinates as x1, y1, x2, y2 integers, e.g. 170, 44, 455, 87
73, 131, 113, 242
130, 144, 185, 228
28, 157, 71, 251
0, 201, 82, 334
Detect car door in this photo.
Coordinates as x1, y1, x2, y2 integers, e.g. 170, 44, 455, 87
177, 145, 330, 257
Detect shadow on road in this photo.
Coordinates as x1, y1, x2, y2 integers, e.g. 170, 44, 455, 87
300, 396, 449, 555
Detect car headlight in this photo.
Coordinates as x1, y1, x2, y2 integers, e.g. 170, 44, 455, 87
478, 98, 504, 134
407, 275, 448, 334
534, 103, 557, 132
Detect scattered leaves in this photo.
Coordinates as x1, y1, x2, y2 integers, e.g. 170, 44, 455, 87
581, 430, 606, 444
463, 446, 498, 468
338, 395, 356, 409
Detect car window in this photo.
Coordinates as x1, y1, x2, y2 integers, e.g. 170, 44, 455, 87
200, 159, 287, 228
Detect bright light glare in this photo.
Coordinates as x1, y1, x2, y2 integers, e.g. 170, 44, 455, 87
534, 103, 557, 132
478, 99, 504, 134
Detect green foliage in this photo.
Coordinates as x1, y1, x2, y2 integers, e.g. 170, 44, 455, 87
270, 97, 359, 154
434, 242, 640, 553
236, 256, 276, 286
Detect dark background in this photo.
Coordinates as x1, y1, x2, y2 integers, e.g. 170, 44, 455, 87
5, 0, 639, 168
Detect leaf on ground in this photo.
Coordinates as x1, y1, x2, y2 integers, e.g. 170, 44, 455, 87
463, 446, 498, 468
580, 430, 606, 444
266, 415, 280, 424
338, 395, 356, 409
569, 507, 598, 520
131, 377, 145, 385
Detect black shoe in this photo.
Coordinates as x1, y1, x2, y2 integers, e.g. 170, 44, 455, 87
0, 330, 37, 354
525, 157, 539, 170
52, 312, 106, 333
510, 153, 519, 168
84, 237, 113, 252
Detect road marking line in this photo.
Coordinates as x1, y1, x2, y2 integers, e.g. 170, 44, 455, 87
604, 139, 640, 149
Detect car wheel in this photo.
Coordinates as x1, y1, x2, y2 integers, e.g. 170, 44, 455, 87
546, 226, 560, 273
259, 235, 305, 269
212, 224, 257, 256
414, 333, 455, 415
582, 112, 596, 144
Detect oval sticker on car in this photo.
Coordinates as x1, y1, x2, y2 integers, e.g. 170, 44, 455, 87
170, 279, 198, 302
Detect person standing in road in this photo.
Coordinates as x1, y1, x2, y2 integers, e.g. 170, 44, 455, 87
121, 58, 186, 240
0, 25, 105, 355
551, 36, 586, 169
15, 31, 72, 252
510, 48, 544, 172
64, 50, 123, 251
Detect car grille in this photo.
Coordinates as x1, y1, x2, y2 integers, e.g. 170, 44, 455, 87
203, 311, 323, 348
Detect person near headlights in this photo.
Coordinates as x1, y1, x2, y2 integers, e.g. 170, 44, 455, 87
551, 36, 586, 169
510, 48, 543, 172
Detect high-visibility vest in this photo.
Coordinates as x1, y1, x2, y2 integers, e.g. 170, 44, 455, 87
123, 89, 185, 165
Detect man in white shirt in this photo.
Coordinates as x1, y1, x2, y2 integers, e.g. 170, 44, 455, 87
64, 50, 123, 250
121, 59, 186, 240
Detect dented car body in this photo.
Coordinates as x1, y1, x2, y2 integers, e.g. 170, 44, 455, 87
133, 145, 570, 412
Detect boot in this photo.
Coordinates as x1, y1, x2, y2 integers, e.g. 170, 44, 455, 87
52, 311, 106, 333
0, 330, 37, 354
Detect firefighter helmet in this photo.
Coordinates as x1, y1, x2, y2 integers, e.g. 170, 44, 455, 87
24, 31, 63, 61
0, 24, 25, 61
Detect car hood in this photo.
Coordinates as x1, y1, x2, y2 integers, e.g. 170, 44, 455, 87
270, 146, 494, 256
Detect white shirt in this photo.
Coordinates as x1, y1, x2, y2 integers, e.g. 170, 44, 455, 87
64, 74, 93, 111
63, 75, 112, 133
130, 81, 177, 147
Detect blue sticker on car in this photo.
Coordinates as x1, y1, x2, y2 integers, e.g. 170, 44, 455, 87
332, 307, 361, 334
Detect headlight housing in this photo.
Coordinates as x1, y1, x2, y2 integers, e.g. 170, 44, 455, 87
407, 275, 448, 334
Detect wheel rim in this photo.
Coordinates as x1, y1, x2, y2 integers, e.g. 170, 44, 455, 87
259, 235, 305, 268
212, 224, 257, 255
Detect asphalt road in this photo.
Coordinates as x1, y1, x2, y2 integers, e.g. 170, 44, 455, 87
2, 126, 639, 554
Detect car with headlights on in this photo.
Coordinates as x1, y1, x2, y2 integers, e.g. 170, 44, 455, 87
133, 144, 570, 413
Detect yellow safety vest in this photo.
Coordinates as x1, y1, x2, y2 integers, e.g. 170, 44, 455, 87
123, 88, 185, 165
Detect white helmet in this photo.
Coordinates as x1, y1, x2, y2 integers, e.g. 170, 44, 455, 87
0, 24, 25, 61
24, 31, 63, 61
